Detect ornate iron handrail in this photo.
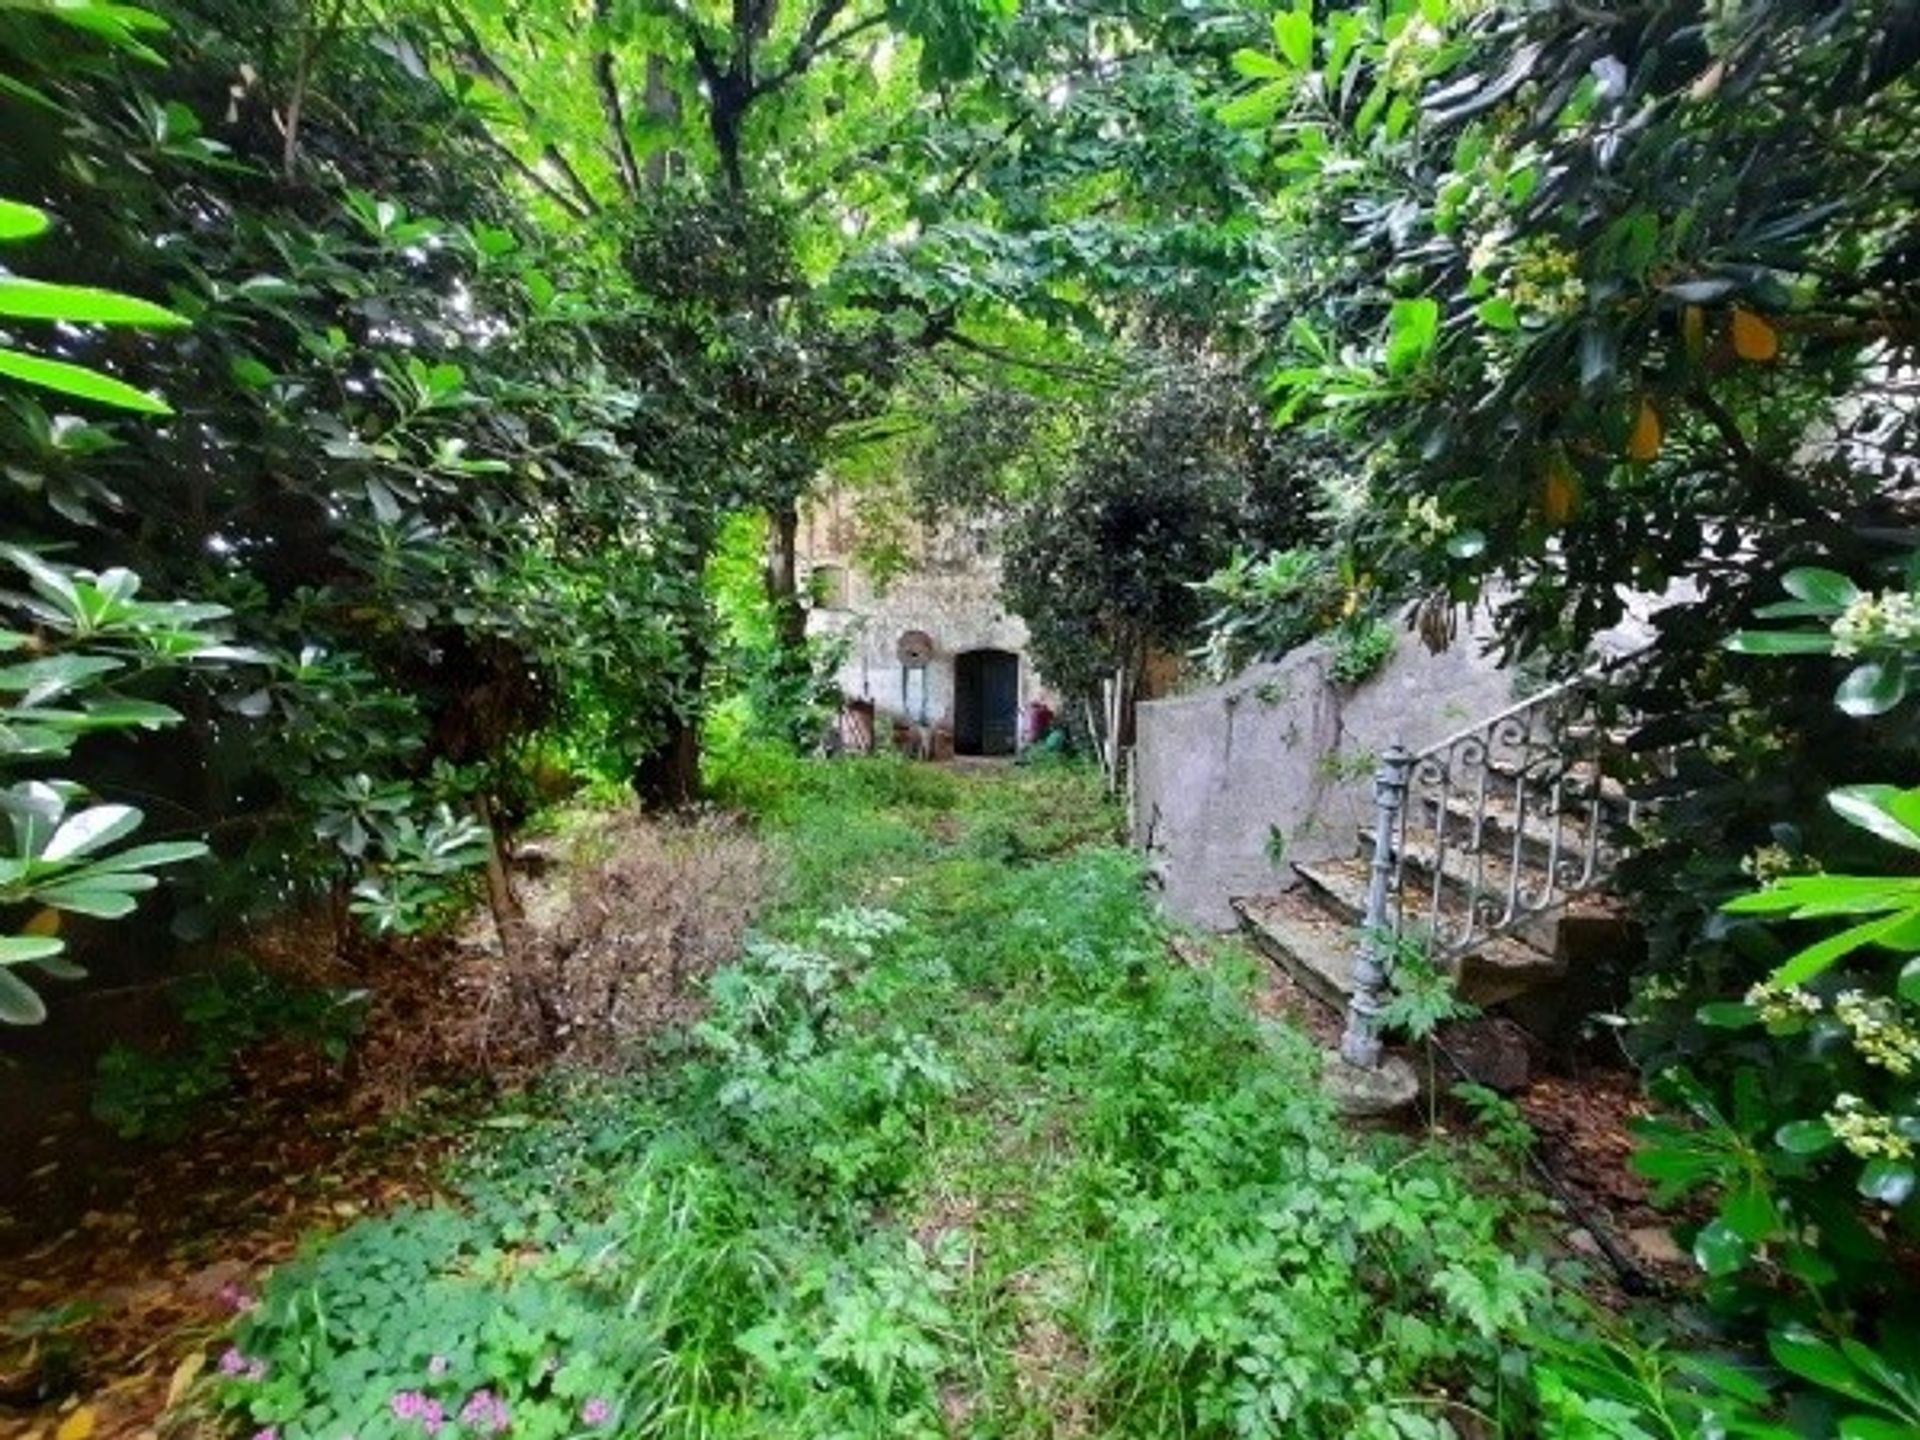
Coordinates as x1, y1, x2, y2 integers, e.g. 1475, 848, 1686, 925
1388, 662, 1644, 957
1339, 658, 1650, 1069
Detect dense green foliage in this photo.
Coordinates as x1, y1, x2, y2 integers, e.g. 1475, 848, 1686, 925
1201, 2, 1920, 1429
0, 546, 251, 1020
1, 0, 693, 980
1001, 356, 1315, 706
0, 0, 1071, 1002
8, 0, 1920, 1431
1586, 563, 1920, 1437
1226, 0, 1920, 653
210, 765, 1596, 1440
0, 0, 1311, 1008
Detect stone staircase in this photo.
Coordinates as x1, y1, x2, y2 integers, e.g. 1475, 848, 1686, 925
1235, 843, 1586, 1017
1233, 667, 1649, 1025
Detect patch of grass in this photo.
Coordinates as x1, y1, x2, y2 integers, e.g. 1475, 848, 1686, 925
208, 763, 1595, 1439
1329, 615, 1396, 686
705, 736, 963, 822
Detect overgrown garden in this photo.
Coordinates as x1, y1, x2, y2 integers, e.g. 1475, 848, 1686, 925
3, 0, 1919, 1435
200, 763, 1595, 1439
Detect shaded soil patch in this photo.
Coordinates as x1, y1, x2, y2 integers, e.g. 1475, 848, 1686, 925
0, 806, 771, 1440
0, 1073, 471, 1439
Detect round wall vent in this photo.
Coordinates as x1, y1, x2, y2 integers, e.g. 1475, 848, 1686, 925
896, 629, 934, 666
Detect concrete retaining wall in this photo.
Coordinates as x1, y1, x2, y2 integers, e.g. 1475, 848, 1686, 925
1131, 620, 1513, 929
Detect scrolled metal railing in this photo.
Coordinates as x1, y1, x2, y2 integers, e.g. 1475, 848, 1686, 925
1339, 660, 1648, 1070
1388, 668, 1641, 957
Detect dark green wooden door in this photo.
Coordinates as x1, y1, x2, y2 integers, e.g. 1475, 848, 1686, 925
956, 649, 1018, 756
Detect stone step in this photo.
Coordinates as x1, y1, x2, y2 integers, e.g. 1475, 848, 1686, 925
1231, 888, 1358, 1013
1409, 789, 1622, 870
1289, 856, 1564, 1008
1478, 753, 1635, 811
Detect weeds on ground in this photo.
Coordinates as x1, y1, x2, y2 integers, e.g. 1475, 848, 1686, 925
208, 760, 1594, 1439
480, 810, 770, 1067
93, 964, 366, 1140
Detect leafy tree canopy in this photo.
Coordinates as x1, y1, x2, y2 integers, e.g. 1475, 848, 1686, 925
1002, 350, 1316, 704
1223, 0, 1920, 661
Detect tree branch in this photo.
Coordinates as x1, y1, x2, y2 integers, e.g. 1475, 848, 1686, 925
281, 0, 348, 180
730, 0, 757, 80
590, 0, 643, 200
942, 110, 1030, 200
752, 0, 878, 97
946, 331, 1120, 384
792, 132, 898, 211
808, 9, 888, 62
437, 0, 602, 213
480, 130, 596, 219
1687, 385, 1823, 521
674, 11, 726, 91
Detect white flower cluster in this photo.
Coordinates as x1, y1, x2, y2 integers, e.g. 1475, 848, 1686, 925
1826, 1094, 1913, 1162
1502, 239, 1586, 321
1467, 229, 1506, 275
1707, 705, 1794, 768
1744, 978, 1822, 1027
1830, 590, 1920, 659
1834, 990, 1920, 1077
1404, 495, 1457, 544
1638, 975, 1684, 1005
1740, 843, 1801, 885
1381, 16, 1444, 90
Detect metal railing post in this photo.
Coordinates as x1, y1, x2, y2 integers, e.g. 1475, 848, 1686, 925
1340, 745, 1412, 1069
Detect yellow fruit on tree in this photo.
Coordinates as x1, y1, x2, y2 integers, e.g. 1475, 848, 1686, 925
1542, 451, 1580, 526
1731, 306, 1779, 361
1628, 400, 1663, 461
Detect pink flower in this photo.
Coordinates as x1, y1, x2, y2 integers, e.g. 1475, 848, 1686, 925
246, 1359, 268, 1381
218, 1347, 248, 1376
391, 1389, 447, 1433
220, 1282, 258, 1313
581, 1397, 612, 1426
252, 1429, 278, 1440
459, 1389, 510, 1434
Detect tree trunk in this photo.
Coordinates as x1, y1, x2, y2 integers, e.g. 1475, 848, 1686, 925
711, 84, 747, 195
473, 793, 529, 961
633, 503, 715, 810
633, 715, 702, 809
643, 53, 681, 185
1117, 636, 1147, 749
766, 499, 807, 653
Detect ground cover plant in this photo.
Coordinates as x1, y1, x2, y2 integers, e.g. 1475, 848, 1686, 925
8, 0, 1920, 1433
201, 762, 1593, 1440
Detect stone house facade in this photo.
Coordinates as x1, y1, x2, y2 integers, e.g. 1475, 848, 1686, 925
798, 492, 1059, 757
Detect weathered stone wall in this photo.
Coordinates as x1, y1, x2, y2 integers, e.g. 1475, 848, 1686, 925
807, 559, 1054, 728
798, 499, 1058, 736
1131, 620, 1513, 929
